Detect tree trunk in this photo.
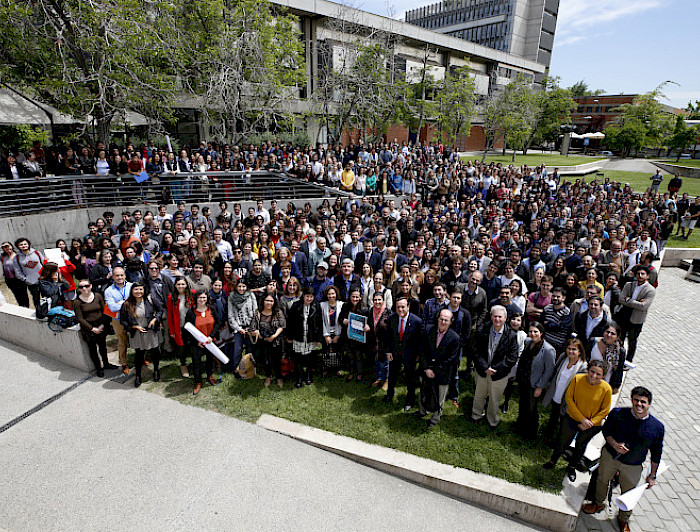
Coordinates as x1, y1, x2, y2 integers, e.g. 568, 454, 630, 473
511, 148, 517, 162
95, 115, 112, 146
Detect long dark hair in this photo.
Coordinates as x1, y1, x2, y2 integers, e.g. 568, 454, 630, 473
122, 281, 147, 318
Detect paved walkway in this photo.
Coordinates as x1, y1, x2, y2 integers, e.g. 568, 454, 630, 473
0, 342, 541, 532
1, 268, 697, 531
577, 267, 700, 532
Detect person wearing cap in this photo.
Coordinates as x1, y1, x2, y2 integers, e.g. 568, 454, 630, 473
333, 258, 362, 302
616, 265, 656, 363
308, 261, 332, 302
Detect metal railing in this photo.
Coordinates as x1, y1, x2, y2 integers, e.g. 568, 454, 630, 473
0, 171, 349, 217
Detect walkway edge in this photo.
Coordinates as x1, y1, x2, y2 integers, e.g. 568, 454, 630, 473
257, 414, 586, 532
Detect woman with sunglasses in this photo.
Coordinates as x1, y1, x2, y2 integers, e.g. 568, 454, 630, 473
74, 280, 116, 377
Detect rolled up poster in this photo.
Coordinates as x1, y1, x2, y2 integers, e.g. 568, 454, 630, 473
184, 322, 229, 364
615, 461, 670, 512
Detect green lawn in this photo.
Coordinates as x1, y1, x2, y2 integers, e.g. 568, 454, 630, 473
659, 159, 700, 168
560, 170, 700, 248
142, 360, 565, 492
462, 153, 604, 167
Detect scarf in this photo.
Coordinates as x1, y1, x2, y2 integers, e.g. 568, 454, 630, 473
230, 289, 251, 308
372, 304, 386, 327
603, 341, 619, 372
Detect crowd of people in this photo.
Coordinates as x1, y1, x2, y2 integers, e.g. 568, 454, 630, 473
1, 138, 674, 532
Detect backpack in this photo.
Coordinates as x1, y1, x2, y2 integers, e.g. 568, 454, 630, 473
47, 306, 78, 332
237, 353, 256, 380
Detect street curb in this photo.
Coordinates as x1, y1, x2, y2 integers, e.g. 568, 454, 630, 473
257, 414, 587, 532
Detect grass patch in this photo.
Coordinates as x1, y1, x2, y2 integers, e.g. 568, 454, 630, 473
142, 359, 564, 492
659, 159, 700, 168
462, 153, 604, 167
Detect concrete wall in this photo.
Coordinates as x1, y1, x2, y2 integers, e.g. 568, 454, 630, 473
653, 162, 700, 180
0, 196, 339, 253
0, 303, 93, 372
660, 247, 700, 268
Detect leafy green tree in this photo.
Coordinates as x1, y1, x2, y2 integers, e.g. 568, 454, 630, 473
193, 0, 306, 143
0, 125, 49, 155
433, 65, 476, 148
604, 87, 675, 157
667, 115, 699, 161
569, 80, 605, 98
685, 101, 700, 120
482, 74, 537, 161
523, 76, 575, 154
0, 0, 184, 143
604, 118, 646, 157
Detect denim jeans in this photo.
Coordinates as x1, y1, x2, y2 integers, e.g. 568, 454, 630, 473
230, 332, 249, 371
375, 357, 388, 381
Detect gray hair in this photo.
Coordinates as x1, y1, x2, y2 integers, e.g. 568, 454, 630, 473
490, 305, 507, 318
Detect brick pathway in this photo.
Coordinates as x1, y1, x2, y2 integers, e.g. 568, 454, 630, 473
578, 267, 700, 532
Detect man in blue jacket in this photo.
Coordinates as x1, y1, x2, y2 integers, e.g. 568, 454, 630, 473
583, 386, 665, 532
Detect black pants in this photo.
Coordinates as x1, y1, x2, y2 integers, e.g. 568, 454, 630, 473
134, 348, 160, 379
6, 277, 29, 307
550, 415, 603, 469
387, 355, 419, 407
173, 342, 190, 367
621, 323, 643, 362
544, 401, 564, 441
517, 385, 541, 440
192, 346, 213, 384
293, 349, 316, 381
85, 331, 109, 371
259, 342, 283, 380
28, 283, 40, 309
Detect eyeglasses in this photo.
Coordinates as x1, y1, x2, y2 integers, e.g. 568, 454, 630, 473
78, 284, 90, 289
148, 266, 159, 270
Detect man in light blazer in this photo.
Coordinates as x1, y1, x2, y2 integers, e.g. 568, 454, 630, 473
617, 265, 656, 362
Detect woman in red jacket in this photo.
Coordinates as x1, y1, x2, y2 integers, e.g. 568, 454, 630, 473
166, 277, 195, 378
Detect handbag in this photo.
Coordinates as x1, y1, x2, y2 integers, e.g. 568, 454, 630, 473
280, 356, 295, 377
613, 304, 633, 329
322, 345, 342, 370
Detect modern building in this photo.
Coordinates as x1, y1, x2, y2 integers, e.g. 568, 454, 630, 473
263, 0, 547, 149
571, 95, 681, 134
405, 0, 559, 75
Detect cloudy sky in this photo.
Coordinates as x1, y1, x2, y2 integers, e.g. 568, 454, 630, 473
355, 0, 699, 109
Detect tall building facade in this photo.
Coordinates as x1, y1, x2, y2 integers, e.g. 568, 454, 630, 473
405, 0, 559, 74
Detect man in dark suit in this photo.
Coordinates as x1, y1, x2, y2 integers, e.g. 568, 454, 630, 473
341, 230, 362, 262
290, 240, 310, 278
471, 305, 519, 428
354, 238, 382, 273
383, 297, 423, 410
416, 309, 461, 428
332, 258, 362, 302
574, 296, 609, 346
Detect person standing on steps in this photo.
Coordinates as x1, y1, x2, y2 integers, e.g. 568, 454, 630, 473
583, 386, 664, 532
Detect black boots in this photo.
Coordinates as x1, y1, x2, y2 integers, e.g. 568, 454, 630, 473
153, 369, 161, 382
134, 375, 142, 388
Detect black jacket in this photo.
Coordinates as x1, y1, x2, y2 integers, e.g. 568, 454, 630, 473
385, 312, 423, 363
332, 273, 362, 302
119, 296, 163, 337
421, 326, 461, 385
574, 310, 610, 346
286, 299, 323, 343
473, 323, 519, 381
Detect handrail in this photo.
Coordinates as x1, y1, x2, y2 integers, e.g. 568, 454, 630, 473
0, 171, 350, 218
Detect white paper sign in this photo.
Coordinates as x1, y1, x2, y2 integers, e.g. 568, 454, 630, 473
44, 248, 65, 267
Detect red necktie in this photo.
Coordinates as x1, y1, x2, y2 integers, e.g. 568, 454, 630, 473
399, 318, 404, 340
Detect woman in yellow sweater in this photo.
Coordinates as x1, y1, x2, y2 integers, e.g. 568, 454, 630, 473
544, 359, 612, 482
340, 162, 355, 191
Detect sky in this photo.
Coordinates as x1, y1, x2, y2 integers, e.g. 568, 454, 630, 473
354, 0, 699, 110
